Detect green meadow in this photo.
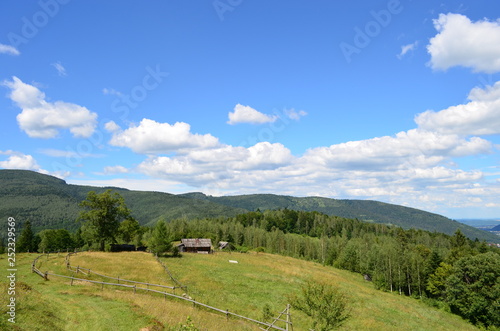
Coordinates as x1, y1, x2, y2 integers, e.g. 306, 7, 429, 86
1, 251, 479, 330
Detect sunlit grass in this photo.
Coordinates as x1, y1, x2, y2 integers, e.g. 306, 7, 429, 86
1, 252, 479, 330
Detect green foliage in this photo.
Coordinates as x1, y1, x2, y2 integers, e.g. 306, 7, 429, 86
38, 229, 75, 252
118, 217, 141, 243
444, 252, 500, 327
2, 170, 498, 244
170, 316, 199, 331
78, 190, 131, 251
427, 262, 453, 298
261, 303, 273, 322
291, 281, 350, 330
17, 220, 36, 252
148, 220, 172, 256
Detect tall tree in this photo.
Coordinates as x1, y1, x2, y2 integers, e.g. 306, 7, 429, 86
17, 220, 36, 252
118, 217, 141, 244
445, 252, 500, 327
149, 220, 172, 256
78, 190, 131, 251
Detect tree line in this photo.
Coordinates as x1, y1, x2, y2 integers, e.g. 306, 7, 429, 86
6, 190, 500, 328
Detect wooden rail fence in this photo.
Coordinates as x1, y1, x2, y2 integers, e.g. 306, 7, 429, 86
32, 252, 292, 331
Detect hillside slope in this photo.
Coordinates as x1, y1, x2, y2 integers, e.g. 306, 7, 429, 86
182, 193, 500, 242
1, 169, 498, 243
0, 252, 480, 331
0, 170, 245, 233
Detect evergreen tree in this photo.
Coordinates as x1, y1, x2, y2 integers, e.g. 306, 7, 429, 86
18, 220, 36, 252
149, 220, 172, 256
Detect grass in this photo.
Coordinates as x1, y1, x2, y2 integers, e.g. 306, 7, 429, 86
1, 251, 479, 330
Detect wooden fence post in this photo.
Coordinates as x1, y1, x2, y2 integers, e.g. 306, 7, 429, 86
134, 285, 136, 294
70, 277, 74, 286
286, 304, 291, 331
44, 272, 48, 280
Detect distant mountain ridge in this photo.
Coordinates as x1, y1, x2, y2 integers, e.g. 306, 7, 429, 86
181, 192, 500, 242
1, 169, 499, 243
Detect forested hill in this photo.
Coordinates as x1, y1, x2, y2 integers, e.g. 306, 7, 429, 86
0, 170, 246, 233
180, 193, 491, 239
1, 169, 499, 243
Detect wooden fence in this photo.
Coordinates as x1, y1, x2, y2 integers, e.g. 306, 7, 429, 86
32, 252, 292, 331
154, 254, 186, 290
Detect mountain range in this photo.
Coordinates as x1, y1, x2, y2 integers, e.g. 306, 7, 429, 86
1, 169, 498, 243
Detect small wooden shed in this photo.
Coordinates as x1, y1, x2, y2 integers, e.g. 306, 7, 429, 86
178, 238, 213, 254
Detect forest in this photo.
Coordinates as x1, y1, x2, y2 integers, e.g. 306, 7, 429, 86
7, 190, 500, 329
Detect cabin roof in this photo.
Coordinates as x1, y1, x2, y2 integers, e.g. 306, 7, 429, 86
180, 238, 212, 248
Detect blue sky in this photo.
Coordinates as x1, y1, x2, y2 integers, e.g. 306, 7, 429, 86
1, 0, 500, 219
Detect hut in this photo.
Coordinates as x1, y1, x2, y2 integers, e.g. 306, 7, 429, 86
178, 238, 213, 254
218, 241, 235, 250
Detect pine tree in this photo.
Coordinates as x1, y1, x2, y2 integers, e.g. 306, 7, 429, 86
149, 220, 172, 256
18, 220, 36, 252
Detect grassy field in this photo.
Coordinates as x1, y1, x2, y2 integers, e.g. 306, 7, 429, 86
1, 251, 479, 330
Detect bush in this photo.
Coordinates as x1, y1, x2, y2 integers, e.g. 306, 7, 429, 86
291, 281, 350, 330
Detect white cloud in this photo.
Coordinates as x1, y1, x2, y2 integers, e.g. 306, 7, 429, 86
303, 129, 491, 171
284, 109, 308, 120
51, 62, 67, 76
0, 44, 20, 56
427, 13, 500, 73
397, 41, 418, 59
2, 77, 97, 138
0, 153, 40, 170
109, 118, 220, 154
104, 120, 121, 132
227, 104, 278, 125
137, 142, 293, 178
415, 81, 500, 135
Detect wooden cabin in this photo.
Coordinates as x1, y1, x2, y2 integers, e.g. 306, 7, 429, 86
178, 238, 213, 254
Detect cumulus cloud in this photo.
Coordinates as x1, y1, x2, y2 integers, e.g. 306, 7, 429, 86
0, 44, 20, 56
104, 120, 121, 132
0, 152, 41, 170
303, 129, 492, 172
227, 104, 278, 125
427, 13, 500, 73
2, 77, 97, 138
109, 118, 220, 154
135, 141, 294, 188
397, 41, 418, 59
415, 81, 500, 135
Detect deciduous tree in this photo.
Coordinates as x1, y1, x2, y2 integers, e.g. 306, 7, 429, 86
78, 190, 131, 251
